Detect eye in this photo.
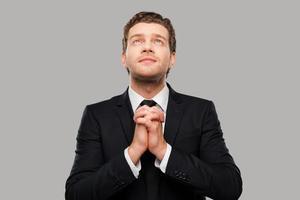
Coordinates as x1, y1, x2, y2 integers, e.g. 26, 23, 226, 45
132, 39, 143, 45
153, 39, 164, 45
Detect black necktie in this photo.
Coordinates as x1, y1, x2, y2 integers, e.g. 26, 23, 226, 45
140, 99, 157, 107
139, 99, 160, 199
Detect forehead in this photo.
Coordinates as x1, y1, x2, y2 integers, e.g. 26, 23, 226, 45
128, 22, 169, 39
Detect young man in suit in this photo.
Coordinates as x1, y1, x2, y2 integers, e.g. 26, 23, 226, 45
65, 11, 242, 200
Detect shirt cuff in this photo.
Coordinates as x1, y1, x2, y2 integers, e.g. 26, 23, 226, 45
154, 143, 172, 173
124, 147, 141, 178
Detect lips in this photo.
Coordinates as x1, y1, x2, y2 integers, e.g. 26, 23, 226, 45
138, 57, 157, 63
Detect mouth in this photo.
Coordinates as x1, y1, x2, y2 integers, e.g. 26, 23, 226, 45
138, 57, 157, 64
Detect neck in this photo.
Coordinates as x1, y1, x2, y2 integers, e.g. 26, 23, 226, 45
130, 77, 166, 99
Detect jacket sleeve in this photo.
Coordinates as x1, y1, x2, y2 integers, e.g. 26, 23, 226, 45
65, 105, 136, 200
165, 101, 243, 200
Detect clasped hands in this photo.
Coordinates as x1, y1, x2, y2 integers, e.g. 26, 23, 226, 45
128, 105, 167, 165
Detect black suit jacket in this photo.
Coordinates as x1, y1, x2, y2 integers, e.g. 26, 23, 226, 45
65, 83, 242, 200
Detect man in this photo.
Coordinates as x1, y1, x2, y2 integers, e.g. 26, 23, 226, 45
65, 11, 242, 200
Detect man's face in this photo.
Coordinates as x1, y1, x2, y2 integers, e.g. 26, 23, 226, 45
122, 22, 175, 82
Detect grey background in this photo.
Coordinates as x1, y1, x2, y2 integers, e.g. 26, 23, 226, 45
1, 0, 299, 199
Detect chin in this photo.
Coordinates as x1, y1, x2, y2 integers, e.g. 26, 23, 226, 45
132, 73, 165, 83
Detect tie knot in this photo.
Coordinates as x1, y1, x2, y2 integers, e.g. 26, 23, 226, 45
140, 100, 157, 107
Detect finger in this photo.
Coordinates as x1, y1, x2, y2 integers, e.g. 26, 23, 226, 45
149, 107, 165, 122
136, 113, 162, 128
133, 108, 151, 121
135, 117, 152, 128
147, 112, 164, 122
148, 120, 163, 133
150, 106, 164, 116
134, 106, 164, 122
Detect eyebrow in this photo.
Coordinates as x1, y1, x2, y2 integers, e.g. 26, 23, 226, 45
153, 34, 167, 42
129, 33, 167, 42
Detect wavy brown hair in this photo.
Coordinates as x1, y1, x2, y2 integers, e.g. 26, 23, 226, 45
122, 11, 176, 54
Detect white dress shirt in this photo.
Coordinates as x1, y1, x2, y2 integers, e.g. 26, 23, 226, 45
124, 84, 172, 178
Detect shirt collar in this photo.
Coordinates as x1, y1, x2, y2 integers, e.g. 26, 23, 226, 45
128, 84, 169, 112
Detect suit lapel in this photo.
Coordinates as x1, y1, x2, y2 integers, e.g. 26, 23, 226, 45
114, 88, 135, 145
164, 83, 184, 146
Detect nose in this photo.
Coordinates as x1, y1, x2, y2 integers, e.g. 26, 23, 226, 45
141, 40, 154, 53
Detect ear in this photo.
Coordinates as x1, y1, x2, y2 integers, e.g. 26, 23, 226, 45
121, 53, 126, 68
169, 52, 176, 69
